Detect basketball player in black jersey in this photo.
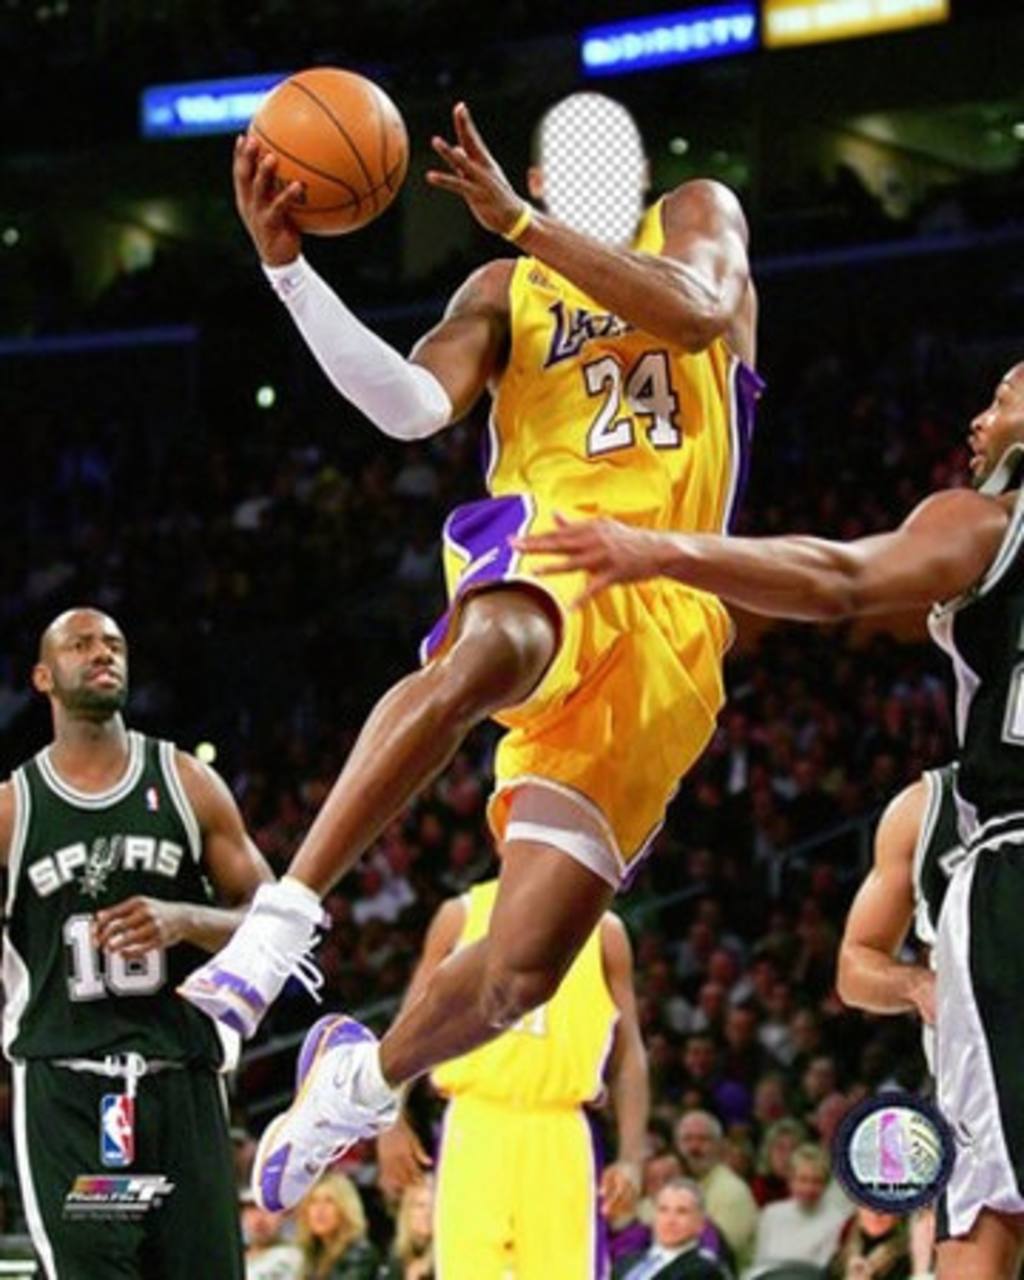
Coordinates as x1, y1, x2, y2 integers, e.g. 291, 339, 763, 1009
0, 607, 273, 1279
518, 362, 1024, 1279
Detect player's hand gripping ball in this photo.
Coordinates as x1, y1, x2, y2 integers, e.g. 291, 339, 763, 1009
249, 67, 409, 236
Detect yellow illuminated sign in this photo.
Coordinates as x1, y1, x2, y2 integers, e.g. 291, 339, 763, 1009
762, 0, 950, 47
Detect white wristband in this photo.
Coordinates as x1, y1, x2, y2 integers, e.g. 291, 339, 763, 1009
262, 256, 452, 440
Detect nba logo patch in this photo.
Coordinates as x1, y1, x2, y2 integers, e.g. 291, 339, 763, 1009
100, 1095, 135, 1168
145, 787, 159, 812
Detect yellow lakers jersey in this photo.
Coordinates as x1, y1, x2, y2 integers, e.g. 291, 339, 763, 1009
486, 199, 758, 533
430, 881, 618, 1107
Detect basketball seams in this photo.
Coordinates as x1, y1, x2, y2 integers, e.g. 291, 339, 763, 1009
370, 83, 394, 194
288, 77, 380, 214
251, 122, 362, 209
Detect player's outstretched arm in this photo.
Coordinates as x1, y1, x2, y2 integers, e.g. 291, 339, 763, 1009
94, 753, 274, 958
235, 133, 511, 438
428, 103, 750, 353
516, 489, 1010, 618
599, 915, 649, 1218
837, 780, 935, 1023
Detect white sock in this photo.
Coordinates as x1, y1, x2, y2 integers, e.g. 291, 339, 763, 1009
258, 876, 323, 921
360, 1045, 398, 1110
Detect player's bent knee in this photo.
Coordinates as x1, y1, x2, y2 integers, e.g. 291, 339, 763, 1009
443, 592, 558, 719
478, 963, 560, 1030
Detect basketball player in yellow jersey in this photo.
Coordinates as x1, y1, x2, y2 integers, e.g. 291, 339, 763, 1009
183, 94, 759, 1211
378, 880, 648, 1280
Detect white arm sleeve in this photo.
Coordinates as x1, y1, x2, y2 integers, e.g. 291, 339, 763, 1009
262, 256, 453, 440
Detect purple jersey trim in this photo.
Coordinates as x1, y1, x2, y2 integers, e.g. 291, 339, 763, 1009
725, 360, 764, 533
420, 495, 532, 664
585, 1109, 611, 1279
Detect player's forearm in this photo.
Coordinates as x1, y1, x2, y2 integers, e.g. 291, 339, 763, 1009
517, 213, 734, 351
653, 531, 866, 620
837, 945, 930, 1016
611, 1039, 650, 1168
262, 256, 452, 438
177, 904, 250, 953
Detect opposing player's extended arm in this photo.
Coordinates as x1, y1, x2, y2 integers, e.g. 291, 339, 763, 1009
376, 897, 466, 1199
95, 754, 273, 957
600, 916, 649, 1215
0, 781, 12, 868
429, 104, 750, 352
837, 781, 935, 1023
517, 489, 1010, 618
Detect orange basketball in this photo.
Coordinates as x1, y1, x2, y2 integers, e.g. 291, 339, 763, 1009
250, 68, 408, 236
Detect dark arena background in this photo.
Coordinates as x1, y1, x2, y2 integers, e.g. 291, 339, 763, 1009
1, 2, 1023, 1277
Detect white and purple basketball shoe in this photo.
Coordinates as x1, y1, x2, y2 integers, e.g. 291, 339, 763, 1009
253, 1014, 400, 1211
178, 880, 327, 1038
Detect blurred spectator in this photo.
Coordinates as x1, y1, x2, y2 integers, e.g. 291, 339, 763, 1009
751, 1119, 807, 1207
380, 1177, 434, 1280
675, 1111, 758, 1269
613, 1179, 731, 1280
826, 1205, 912, 1280
753, 1144, 848, 1271
242, 1193, 303, 1280
295, 1174, 380, 1280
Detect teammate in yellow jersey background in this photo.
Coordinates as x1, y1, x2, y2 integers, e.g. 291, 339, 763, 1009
185, 91, 761, 1213
378, 878, 648, 1280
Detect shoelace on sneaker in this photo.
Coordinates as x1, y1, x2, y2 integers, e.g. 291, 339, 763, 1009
308, 1135, 358, 1173
261, 940, 325, 1004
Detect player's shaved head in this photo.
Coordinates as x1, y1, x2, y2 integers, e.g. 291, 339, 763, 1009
39, 608, 123, 663
1002, 362, 1024, 393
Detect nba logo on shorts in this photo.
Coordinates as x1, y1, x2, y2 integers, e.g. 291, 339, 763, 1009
100, 1095, 135, 1168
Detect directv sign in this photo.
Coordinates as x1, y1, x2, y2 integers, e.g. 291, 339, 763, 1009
140, 73, 289, 138
581, 4, 758, 76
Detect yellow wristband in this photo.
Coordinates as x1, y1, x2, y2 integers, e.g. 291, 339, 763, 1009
504, 203, 534, 243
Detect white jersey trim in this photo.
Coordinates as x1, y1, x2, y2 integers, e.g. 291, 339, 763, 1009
721, 353, 742, 534
36, 729, 144, 810
3, 771, 33, 1059
912, 768, 946, 949
5, 768, 30, 917
159, 740, 202, 865
12, 1061, 57, 1279
935, 855, 1024, 1235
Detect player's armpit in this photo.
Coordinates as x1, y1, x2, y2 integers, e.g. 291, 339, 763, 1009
410, 259, 514, 422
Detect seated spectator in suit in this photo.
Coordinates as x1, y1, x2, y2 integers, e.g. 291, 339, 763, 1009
753, 1144, 848, 1271
675, 1110, 758, 1269
613, 1179, 731, 1280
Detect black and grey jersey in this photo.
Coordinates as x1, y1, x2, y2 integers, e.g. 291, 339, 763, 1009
2, 731, 230, 1065
912, 763, 964, 948
929, 489, 1024, 851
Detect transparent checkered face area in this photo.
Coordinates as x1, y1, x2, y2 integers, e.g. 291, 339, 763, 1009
536, 94, 647, 247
